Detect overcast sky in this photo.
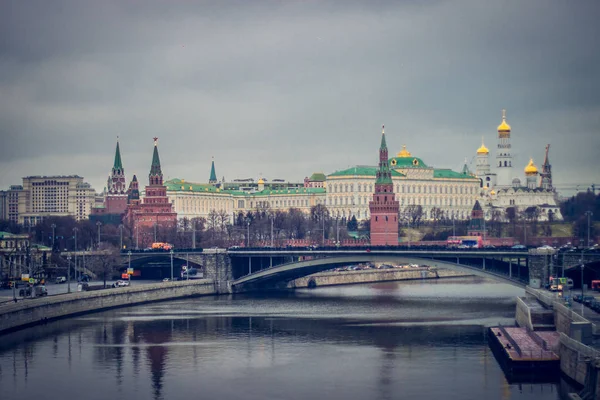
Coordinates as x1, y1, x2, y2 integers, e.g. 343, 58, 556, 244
1, 0, 598, 195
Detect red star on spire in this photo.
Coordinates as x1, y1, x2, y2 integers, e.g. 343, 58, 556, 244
153, 137, 158, 145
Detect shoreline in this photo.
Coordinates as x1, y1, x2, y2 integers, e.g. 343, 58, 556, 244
288, 267, 473, 289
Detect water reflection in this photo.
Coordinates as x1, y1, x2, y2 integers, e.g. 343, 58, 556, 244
0, 279, 580, 400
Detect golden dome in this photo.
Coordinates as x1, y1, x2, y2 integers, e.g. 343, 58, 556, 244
477, 138, 489, 155
524, 158, 538, 175
258, 178, 265, 184
396, 145, 412, 157
490, 190, 496, 195
497, 109, 511, 132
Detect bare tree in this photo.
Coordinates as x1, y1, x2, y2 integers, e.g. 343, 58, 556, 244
89, 243, 121, 288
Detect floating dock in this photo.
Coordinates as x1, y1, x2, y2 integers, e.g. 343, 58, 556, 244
488, 326, 560, 381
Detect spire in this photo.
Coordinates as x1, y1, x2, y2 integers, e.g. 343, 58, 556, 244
113, 138, 123, 171
379, 124, 387, 149
461, 157, 471, 175
376, 125, 392, 184
150, 137, 162, 176
209, 157, 217, 184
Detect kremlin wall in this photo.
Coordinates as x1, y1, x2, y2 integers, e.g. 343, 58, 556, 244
1, 110, 564, 246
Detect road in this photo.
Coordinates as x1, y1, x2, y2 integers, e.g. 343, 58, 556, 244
0, 279, 162, 304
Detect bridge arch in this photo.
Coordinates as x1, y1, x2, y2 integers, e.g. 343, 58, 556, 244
231, 255, 526, 291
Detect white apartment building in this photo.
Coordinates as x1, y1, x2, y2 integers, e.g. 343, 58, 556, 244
16, 176, 96, 225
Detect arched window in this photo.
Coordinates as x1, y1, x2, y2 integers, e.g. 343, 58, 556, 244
504, 161, 507, 167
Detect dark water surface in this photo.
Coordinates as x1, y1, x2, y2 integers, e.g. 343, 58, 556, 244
0, 277, 577, 400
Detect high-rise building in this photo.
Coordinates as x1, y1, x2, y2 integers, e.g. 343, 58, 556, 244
16, 176, 95, 225
369, 126, 399, 246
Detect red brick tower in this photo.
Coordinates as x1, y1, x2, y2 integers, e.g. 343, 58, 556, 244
124, 138, 177, 247
369, 125, 399, 246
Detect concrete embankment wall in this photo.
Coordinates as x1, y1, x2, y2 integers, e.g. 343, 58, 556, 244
559, 333, 600, 389
0, 279, 216, 334
515, 297, 534, 331
288, 268, 470, 288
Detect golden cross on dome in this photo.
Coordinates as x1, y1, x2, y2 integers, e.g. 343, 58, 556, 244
502, 109, 506, 120
153, 137, 158, 145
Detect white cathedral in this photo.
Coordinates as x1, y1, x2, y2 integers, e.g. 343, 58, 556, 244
474, 110, 563, 221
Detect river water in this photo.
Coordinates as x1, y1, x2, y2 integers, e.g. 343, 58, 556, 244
0, 277, 578, 400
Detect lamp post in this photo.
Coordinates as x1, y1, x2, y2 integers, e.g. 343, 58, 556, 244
336, 217, 339, 244
322, 213, 325, 247
73, 227, 78, 282
96, 221, 102, 249
119, 224, 124, 250
581, 262, 585, 315
66, 256, 71, 294
247, 220, 250, 248
154, 222, 158, 243
186, 252, 189, 281
51, 223, 56, 251
170, 249, 174, 282
270, 215, 274, 248
585, 211, 593, 247
127, 251, 132, 285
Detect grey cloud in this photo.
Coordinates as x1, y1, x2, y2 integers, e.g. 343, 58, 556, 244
0, 0, 598, 194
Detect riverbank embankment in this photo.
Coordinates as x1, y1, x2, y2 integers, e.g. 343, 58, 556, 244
0, 279, 216, 334
288, 267, 471, 288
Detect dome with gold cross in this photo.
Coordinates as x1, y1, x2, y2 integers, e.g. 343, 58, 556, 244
524, 158, 538, 175
497, 109, 511, 137
477, 139, 489, 155
396, 145, 412, 158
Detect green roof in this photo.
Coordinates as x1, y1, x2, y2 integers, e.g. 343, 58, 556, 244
328, 166, 404, 178
165, 179, 222, 193
433, 169, 477, 179
309, 172, 326, 182
165, 179, 326, 197
389, 156, 428, 168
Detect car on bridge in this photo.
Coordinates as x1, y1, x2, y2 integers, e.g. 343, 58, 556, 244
112, 280, 130, 288
511, 245, 526, 250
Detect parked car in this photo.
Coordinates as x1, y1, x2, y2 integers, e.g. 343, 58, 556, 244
19, 285, 48, 297
512, 245, 527, 249
112, 280, 130, 288
55, 276, 67, 284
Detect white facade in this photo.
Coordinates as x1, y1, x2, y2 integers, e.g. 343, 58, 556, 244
495, 110, 514, 188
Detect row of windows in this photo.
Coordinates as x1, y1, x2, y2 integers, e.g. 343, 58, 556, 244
329, 182, 477, 195
328, 195, 476, 207
330, 209, 471, 220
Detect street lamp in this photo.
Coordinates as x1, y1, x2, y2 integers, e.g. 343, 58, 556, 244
51, 223, 56, 251
585, 211, 593, 248
96, 221, 102, 249
170, 249, 174, 281
73, 227, 78, 282
119, 224, 124, 250
247, 220, 250, 248
66, 256, 71, 294
270, 214, 274, 248
127, 251, 132, 285
581, 263, 585, 315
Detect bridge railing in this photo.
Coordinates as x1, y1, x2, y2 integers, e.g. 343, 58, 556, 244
120, 248, 204, 255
